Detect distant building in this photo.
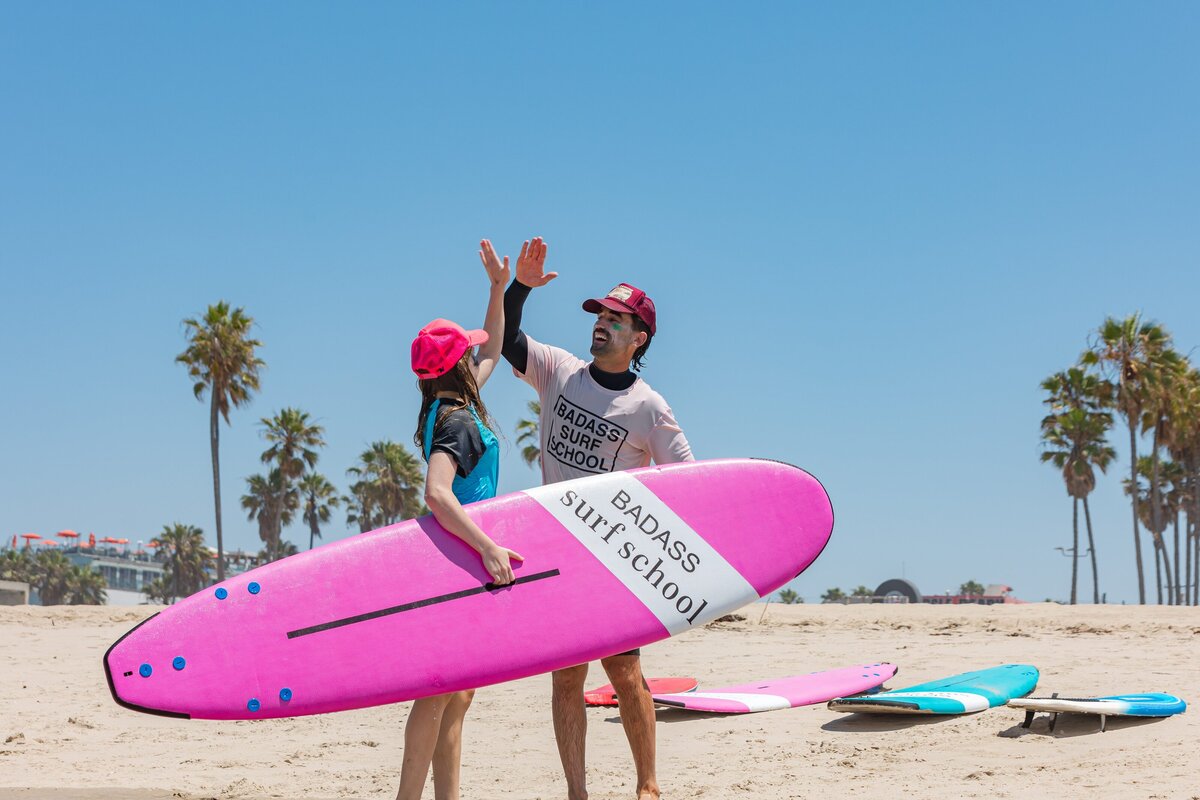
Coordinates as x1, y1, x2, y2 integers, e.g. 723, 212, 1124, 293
873, 578, 1024, 605
1, 579, 30, 605
4, 542, 262, 606
819, 579, 1025, 605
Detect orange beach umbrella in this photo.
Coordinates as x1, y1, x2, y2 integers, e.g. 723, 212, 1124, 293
57, 530, 79, 539
40, 539, 58, 546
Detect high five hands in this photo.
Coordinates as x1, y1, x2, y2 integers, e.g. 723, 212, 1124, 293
516, 237, 556, 288
478, 239, 512, 288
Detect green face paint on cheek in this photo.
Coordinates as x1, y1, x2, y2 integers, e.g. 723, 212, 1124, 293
611, 323, 624, 332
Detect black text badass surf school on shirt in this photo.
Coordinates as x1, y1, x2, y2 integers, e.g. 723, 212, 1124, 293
516, 334, 693, 485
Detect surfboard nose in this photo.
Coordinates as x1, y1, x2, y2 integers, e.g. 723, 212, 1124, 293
103, 613, 193, 719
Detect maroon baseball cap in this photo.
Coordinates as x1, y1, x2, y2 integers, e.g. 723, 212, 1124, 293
582, 283, 657, 336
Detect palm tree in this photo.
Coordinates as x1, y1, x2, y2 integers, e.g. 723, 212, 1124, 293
515, 400, 542, 469
1161, 458, 1187, 605
820, 587, 845, 603
1170, 371, 1200, 605
260, 407, 325, 480
345, 441, 425, 532
257, 538, 299, 564
1160, 365, 1199, 604
0, 549, 32, 582
777, 588, 801, 604
241, 469, 299, 549
151, 523, 215, 603
299, 472, 341, 549
1123, 456, 1174, 604
177, 302, 265, 582
1082, 314, 1171, 603
851, 585, 872, 597
32, 550, 77, 605
66, 567, 107, 605
1139, 343, 1184, 603
959, 580, 986, 597
1041, 368, 1116, 604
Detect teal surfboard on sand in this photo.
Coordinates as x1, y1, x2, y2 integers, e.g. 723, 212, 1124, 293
827, 665, 1038, 715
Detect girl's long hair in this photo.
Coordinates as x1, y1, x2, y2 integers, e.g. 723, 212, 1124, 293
413, 351, 498, 458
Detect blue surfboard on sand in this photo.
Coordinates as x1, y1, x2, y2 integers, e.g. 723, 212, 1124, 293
1008, 692, 1186, 732
827, 664, 1039, 715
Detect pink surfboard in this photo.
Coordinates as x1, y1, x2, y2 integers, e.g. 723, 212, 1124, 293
585, 676, 699, 706
104, 458, 833, 720
652, 664, 897, 714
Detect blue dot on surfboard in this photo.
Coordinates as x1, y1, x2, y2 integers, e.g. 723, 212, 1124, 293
215, 587, 228, 600
139, 663, 152, 678
248, 582, 261, 595
173, 657, 186, 671
247, 698, 261, 712
279, 688, 293, 702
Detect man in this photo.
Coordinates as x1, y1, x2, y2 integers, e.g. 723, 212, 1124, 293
500, 236, 693, 800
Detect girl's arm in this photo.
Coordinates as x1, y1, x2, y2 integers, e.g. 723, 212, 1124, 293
473, 239, 510, 388
425, 450, 523, 584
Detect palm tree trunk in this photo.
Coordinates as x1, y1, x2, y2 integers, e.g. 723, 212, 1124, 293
1184, 514, 1192, 607
1070, 498, 1079, 605
1084, 496, 1099, 604
1150, 427, 1165, 604
1160, 535, 1173, 606
1128, 422, 1145, 603
209, 396, 225, 582
1173, 510, 1181, 605
1153, 540, 1163, 605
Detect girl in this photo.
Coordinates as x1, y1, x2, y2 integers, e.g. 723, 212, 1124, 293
396, 240, 524, 800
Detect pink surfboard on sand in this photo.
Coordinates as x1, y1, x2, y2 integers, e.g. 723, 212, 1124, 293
585, 677, 699, 706
104, 458, 833, 720
652, 664, 898, 714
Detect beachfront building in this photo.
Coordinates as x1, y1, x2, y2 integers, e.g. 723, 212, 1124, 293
1, 579, 30, 605
823, 578, 1025, 605
5, 538, 264, 606
66, 546, 167, 606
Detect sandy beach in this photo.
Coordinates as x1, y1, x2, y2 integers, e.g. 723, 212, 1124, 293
1, 602, 1197, 800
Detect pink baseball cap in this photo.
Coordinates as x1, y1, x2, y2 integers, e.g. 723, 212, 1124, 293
410, 318, 488, 379
582, 283, 657, 335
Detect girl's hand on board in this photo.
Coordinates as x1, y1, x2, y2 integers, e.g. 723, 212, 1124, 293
481, 541, 524, 585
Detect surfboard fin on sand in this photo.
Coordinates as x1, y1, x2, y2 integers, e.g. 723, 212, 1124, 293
1019, 692, 1113, 733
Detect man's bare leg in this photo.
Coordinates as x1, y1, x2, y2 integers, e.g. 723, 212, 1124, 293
552, 663, 590, 800
431, 689, 475, 800
601, 654, 660, 800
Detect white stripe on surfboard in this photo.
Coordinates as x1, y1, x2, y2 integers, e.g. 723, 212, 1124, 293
871, 691, 990, 712
656, 692, 792, 712
524, 472, 758, 635
1007, 698, 1133, 715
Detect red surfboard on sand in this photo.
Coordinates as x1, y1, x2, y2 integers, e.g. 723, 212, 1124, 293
585, 677, 699, 706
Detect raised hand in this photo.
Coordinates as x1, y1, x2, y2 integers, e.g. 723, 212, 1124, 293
515, 236, 557, 288
479, 239, 511, 289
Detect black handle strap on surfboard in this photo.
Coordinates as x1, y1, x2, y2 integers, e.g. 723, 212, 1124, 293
287, 568, 561, 639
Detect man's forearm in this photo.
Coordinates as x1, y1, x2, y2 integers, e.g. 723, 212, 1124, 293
502, 280, 533, 373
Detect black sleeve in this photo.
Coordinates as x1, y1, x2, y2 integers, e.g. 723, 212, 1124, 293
502, 280, 532, 374
430, 410, 485, 478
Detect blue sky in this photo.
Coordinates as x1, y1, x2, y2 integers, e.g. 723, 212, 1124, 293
2, 2, 1197, 603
